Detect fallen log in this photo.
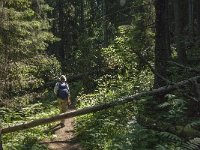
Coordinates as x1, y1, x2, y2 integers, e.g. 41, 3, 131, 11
11, 66, 122, 97
45, 66, 122, 88
1, 76, 200, 134
67, 66, 121, 82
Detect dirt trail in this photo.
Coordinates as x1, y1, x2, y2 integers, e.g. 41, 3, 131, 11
42, 110, 82, 150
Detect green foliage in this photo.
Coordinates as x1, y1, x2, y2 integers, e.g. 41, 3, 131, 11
74, 2, 156, 149
7, 55, 61, 98
75, 71, 153, 149
2, 91, 59, 150
0, 1, 61, 148
0, 0, 58, 99
182, 138, 200, 150
157, 94, 187, 122
186, 120, 200, 129
102, 25, 135, 69
158, 132, 182, 142
3, 0, 200, 150
75, 38, 153, 150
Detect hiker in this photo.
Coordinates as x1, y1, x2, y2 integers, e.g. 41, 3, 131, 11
54, 75, 71, 126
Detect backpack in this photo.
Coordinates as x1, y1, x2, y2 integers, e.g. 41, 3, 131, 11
57, 82, 69, 100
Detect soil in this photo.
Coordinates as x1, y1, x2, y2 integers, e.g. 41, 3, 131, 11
42, 109, 83, 150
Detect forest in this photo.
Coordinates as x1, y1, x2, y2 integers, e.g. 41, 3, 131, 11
1, 0, 200, 149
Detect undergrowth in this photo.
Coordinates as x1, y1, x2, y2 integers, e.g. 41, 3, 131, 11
1, 91, 59, 150
75, 64, 200, 149
75, 68, 155, 149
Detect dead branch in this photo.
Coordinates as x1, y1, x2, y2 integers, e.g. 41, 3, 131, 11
169, 61, 200, 100
168, 61, 200, 73
134, 49, 172, 84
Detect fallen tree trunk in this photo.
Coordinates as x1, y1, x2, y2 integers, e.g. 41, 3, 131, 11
1, 76, 200, 134
67, 66, 122, 82
13, 66, 122, 97
45, 66, 122, 88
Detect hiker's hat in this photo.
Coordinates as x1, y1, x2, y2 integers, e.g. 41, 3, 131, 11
60, 75, 66, 81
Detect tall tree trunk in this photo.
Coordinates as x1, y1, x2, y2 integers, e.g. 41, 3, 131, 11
90, 0, 95, 21
174, 0, 187, 64
154, 0, 170, 89
58, 0, 65, 60
0, 0, 4, 99
1, 1, 11, 98
0, 133, 2, 150
47, 4, 59, 56
102, 0, 108, 47
188, 0, 194, 36
196, 0, 200, 44
80, 0, 85, 31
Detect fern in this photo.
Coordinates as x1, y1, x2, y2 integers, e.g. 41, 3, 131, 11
158, 102, 171, 108
182, 138, 200, 150
159, 132, 182, 142
185, 120, 200, 129
156, 144, 167, 150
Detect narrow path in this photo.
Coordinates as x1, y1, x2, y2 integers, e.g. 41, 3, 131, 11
42, 109, 82, 150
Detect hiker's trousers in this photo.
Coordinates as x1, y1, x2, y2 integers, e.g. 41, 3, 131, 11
57, 98, 69, 124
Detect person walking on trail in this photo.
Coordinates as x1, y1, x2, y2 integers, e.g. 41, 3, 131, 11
54, 75, 71, 127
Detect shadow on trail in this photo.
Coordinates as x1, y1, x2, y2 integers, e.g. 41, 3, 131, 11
41, 136, 78, 144
41, 107, 83, 150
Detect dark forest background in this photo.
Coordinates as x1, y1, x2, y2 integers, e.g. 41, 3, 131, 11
1, 0, 200, 149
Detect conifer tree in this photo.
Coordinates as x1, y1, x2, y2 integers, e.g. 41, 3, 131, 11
0, 0, 57, 99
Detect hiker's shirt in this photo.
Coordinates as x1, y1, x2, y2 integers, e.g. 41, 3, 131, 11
54, 82, 70, 99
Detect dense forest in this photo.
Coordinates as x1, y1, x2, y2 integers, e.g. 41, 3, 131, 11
1, 0, 200, 149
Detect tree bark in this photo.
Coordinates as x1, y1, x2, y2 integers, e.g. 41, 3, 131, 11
57, 0, 65, 60
102, 0, 108, 47
154, 0, 170, 89
0, 131, 3, 150
134, 50, 171, 84
2, 75, 200, 134
174, 0, 187, 64
0, 1, 4, 99
80, 0, 85, 31
197, 0, 200, 43
188, 0, 194, 36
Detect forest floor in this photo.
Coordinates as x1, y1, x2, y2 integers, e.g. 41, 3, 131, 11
42, 109, 83, 150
